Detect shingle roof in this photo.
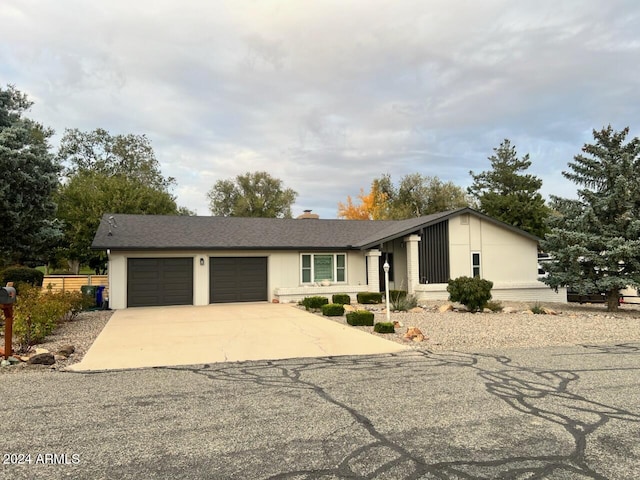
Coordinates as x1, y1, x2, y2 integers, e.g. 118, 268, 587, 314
91, 208, 539, 251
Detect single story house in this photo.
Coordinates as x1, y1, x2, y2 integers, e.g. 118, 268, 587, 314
92, 208, 566, 309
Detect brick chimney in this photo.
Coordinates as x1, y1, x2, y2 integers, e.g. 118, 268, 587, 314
297, 209, 320, 219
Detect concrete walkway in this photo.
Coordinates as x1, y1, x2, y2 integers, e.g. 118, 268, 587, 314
69, 303, 408, 371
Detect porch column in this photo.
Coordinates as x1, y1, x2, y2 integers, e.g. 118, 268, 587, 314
366, 249, 382, 292
404, 235, 421, 294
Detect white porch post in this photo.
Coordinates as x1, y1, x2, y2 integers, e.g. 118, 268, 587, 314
404, 235, 421, 295
366, 249, 382, 292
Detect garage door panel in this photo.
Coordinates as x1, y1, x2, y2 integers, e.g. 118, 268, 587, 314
128, 258, 193, 307
210, 257, 267, 303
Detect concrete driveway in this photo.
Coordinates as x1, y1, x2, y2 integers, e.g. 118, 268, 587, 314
70, 303, 408, 371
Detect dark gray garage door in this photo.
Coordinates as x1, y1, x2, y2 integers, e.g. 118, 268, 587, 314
127, 258, 193, 307
210, 257, 268, 303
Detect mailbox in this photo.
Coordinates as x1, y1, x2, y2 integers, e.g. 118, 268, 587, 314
0, 286, 16, 304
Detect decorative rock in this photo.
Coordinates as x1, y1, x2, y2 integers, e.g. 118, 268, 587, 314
438, 304, 453, 313
413, 334, 426, 342
404, 326, 424, 340
34, 348, 50, 355
271, 298, 280, 303
1, 359, 10, 367
7, 356, 21, 365
409, 307, 424, 313
27, 353, 55, 365
56, 345, 76, 357
522, 310, 534, 315
343, 304, 356, 312
502, 307, 518, 314
393, 320, 403, 328
57, 345, 75, 357
542, 307, 557, 315
483, 308, 492, 313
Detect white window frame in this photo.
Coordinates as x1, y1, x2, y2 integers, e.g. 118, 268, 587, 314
471, 251, 481, 278
300, 253, 347, 284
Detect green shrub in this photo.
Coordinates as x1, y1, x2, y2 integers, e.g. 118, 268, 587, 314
332, 293, 351, 305
321, 303, 345, 316
0, 266, 44, 288
346, 310, 374, 326
374, 322, 395, 333
530, 302, 546, 314
447, 276, 493, 313
390, 293, 418, 312
301, 296, 329, 310
357, 292, 382, 304
485, 300, 503, 312
12, 284, 77, 352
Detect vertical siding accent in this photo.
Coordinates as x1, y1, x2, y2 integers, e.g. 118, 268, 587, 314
419, 220, 450, 284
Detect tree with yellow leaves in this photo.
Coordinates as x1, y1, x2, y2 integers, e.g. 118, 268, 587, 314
337, 181, 389, 219
338, 174, 470, 220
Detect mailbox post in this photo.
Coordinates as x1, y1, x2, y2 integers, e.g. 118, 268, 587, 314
0, 283, 16, 359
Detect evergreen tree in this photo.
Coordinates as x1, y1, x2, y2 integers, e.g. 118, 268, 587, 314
540, 126, 640, 311
0, 85, 61, 265
468, 139, 549, 238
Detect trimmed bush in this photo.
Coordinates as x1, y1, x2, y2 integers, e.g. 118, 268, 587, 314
300, 296, 329, 310
346, 310, 374, 326
357, 292, 383, 304
322, 303, 345, 316
447, 276, 493, 313
332, 293, 351, 305
0, 266, 44, 288
374, 322, 395, 333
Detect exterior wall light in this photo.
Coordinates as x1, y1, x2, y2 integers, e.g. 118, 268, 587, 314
200, 258, 205, 266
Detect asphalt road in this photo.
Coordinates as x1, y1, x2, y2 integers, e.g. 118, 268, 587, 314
1, 343, 639, 480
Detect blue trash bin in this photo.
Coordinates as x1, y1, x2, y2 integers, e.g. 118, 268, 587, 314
96, 286, 106, 308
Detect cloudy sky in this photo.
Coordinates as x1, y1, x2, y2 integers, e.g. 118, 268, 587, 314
2, 0, 639, 218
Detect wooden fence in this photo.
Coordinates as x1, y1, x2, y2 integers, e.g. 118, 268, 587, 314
42, 275, 108, 294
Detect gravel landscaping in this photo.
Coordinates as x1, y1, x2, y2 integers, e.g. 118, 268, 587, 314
311, 300, 640, 351
0, 309, 113, 374
2, 300, 639, 375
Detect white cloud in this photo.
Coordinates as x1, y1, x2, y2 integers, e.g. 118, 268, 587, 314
1, 0, 639, 217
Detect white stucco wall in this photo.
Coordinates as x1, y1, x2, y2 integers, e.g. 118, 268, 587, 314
449, 214, 539, 283
107, 249, 368, 309
414, 214, 567, 303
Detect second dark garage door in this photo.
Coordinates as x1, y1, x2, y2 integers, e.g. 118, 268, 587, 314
210, 257, 268, 303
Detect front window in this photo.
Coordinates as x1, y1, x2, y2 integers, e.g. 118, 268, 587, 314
301, 253, 347, 283
472, 252, 481, 277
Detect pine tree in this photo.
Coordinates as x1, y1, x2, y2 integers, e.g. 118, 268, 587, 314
0, 85, 61, 265
468, 139, 549, 238
541, 126, 640, 311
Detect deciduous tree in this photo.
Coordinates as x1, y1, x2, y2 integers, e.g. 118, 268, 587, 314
208, 171, 297, 218
339, 173, 469, 220
337, 182, 388, 220
540, 126, 640, 311
56, 129, 187, 272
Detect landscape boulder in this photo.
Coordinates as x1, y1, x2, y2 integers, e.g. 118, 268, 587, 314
27, 353, 55, 365
404, 327, 426, 342
57, 345, 76, 357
